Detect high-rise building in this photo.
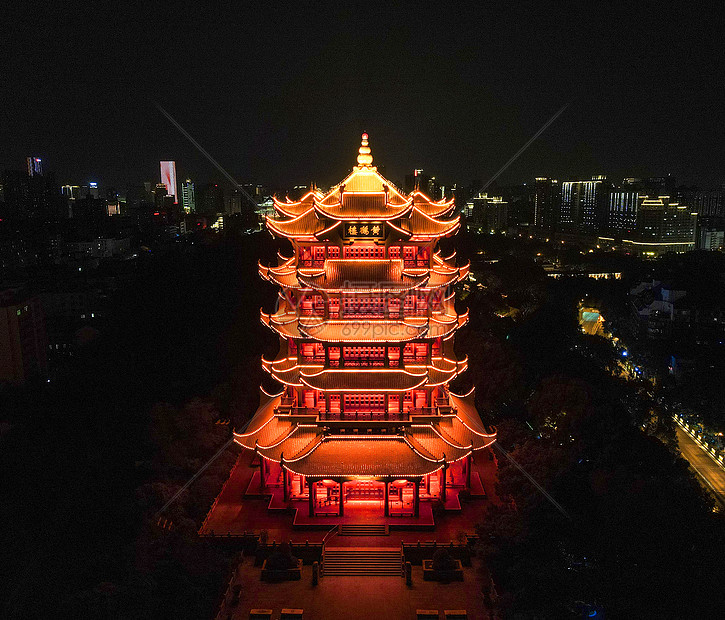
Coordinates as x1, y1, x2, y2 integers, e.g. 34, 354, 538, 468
404, 169, 425, 193
643, 174, 676, 197
181, 179, 196, 213
533, 177, 559, 230
698, 226, 724, 251
154, 184, 168, 212
224, 189, 243, 215
1, 168, 61, 220
26, 157, 43, 177
560, 177, 608, 235
230, 134, 496, 522
199, 183, 224, 213
468, 194, 508, 233
61, 185, 81, 201
607, 190, 639, 236
160, 161, 178, 203
681, 186, 724, 218
0, 286, 48, 385
623, 196, 697, 257
1, 170, 30, 218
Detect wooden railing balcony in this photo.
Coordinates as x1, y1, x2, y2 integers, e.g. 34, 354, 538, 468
318, 411, 409, 422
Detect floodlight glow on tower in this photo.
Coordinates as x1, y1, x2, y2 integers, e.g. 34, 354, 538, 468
160, 161, 178, 204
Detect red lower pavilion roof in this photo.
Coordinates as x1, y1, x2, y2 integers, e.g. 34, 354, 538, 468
233, 391, 497, 477
283, 436, 443, 477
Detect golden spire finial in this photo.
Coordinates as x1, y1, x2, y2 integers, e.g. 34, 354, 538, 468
357, 132, 373, 166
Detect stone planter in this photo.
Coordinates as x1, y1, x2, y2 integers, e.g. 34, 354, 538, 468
422, 559, 464, 582
261, 558, 302, 582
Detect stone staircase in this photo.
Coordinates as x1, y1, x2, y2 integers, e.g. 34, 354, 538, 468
322, 547, 402, 576
338, 523, 389, 536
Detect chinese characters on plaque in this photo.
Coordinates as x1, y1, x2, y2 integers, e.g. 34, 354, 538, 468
343, 221, 384, 240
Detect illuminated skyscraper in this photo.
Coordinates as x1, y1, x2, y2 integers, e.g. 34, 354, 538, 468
469, 193, 508, 233
560, 177, 608, 234
623, 196, 697, 257
608, 190, 639, 236
26, 157, 43, 177
160, 161, 178, 204
181, 179, 196, 213
61, 185, 81, 201
533, 177, 559, 230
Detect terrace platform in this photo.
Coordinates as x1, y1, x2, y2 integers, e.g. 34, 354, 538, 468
200, 448, 501, 544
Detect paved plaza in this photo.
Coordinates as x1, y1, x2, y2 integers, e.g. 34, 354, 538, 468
217, 559, 493, 620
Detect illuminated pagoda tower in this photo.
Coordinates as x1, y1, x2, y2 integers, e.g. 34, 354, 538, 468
235, 134, 496, 522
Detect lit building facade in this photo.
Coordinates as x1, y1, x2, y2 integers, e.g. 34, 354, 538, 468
181, 179, 196, 214
533, 177, 559, 230
560, 177, 608, 235
468, 193, 508, 233
26, 157, 43, 177
234, 135, 496, 519
698, 226, 724, 251
623, 196, 697, 257
160, 161, 178, 204
607, 190, 639, 236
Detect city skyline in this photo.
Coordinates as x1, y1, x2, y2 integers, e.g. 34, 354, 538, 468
4, 4, 725, 189
5, 149, 725, 198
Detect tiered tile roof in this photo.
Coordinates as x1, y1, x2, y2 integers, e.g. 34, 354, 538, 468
233, 134, 496, 481
234, 391, 497, 476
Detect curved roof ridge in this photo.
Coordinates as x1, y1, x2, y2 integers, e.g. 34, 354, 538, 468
322, 165, 409, 203
404, 432, 444, 462
313, 197, 414, 221
407, 424, 470, 462
234, 394, 282, 439
260, 426, 323, 463
284, 429, 323, 461
282, 435, 446, 477
432, 421, 471, 450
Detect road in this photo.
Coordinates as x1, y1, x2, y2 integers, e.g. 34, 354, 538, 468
676, 426, 725, 507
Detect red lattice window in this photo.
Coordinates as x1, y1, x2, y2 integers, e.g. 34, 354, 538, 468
344, 394, 384, 412
343, 245, 384, 259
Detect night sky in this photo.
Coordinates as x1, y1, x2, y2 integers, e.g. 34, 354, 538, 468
4, 3, 724, 190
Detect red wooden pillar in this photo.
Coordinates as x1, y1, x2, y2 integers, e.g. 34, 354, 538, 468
440, 458, 447, 503
466, 453, 472, 489
413, 478, 420, 517
384, 479, 390, 516
339, 480, 344, 516
281, 454, 289, 502
308, 480, 315, 517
